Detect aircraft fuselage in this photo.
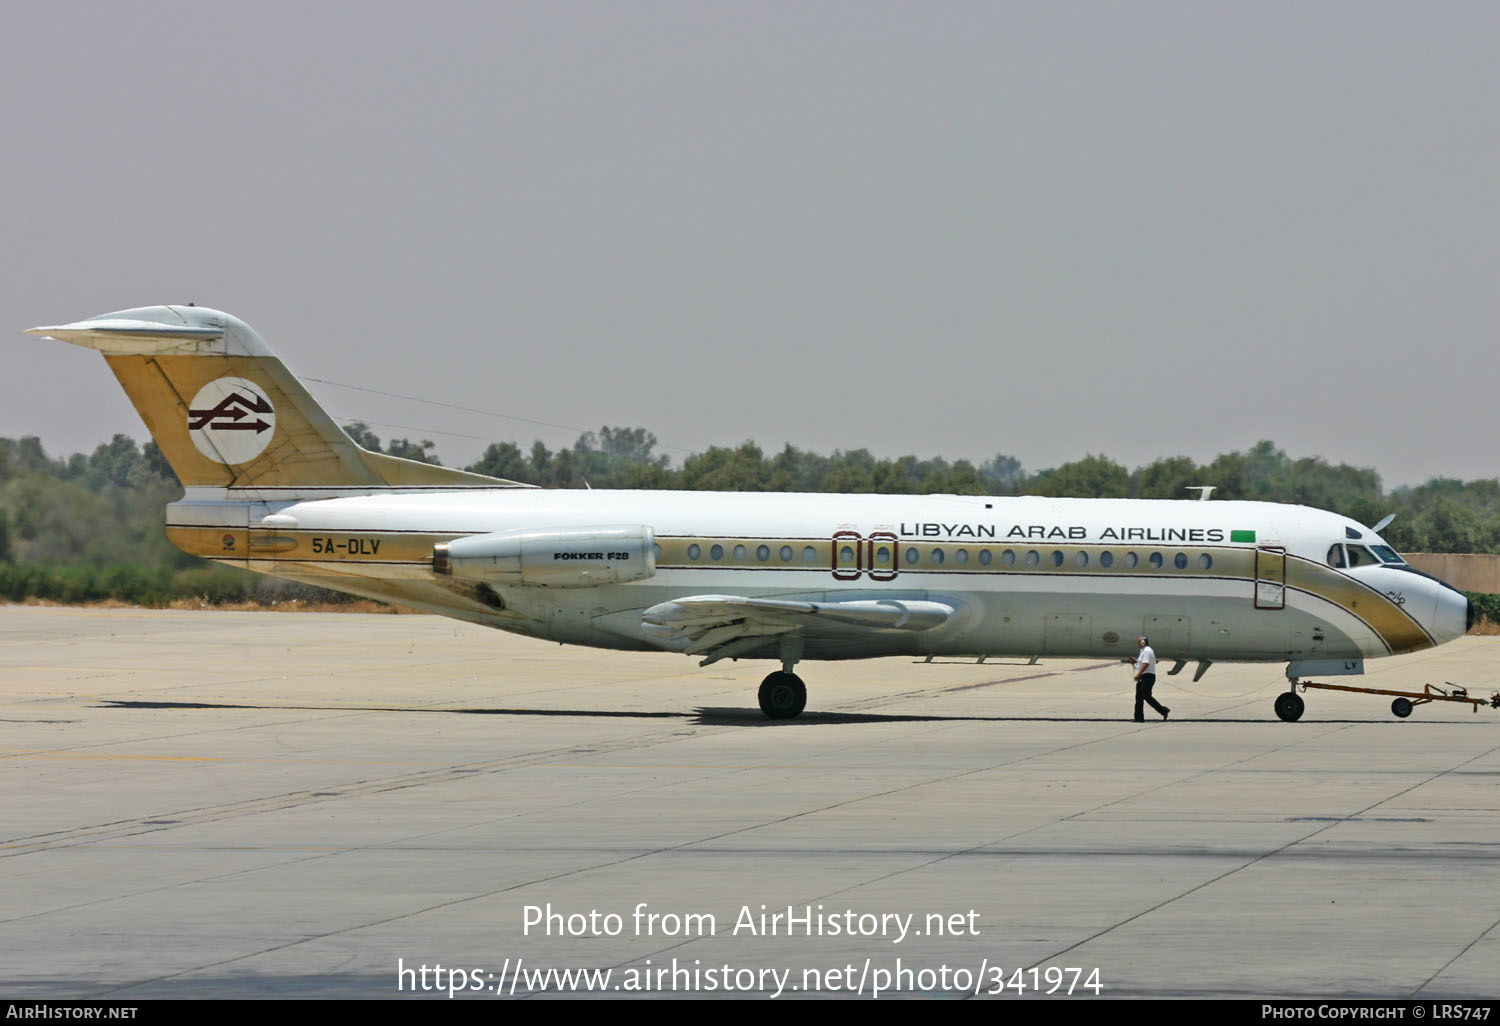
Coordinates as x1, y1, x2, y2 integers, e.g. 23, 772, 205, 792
163, 487, 1471, 666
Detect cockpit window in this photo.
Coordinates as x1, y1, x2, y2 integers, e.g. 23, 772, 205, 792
1369, 544, 1406, 565
1346, 544, 1379, 567
1326, 544, 1347, 568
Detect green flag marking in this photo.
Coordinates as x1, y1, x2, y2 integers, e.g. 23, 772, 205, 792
1231, 529, 1256, 543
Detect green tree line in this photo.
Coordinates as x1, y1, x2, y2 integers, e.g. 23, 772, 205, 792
461, 432, 1490, 556
2, 429, 1497, 608
0, 435, 345, 606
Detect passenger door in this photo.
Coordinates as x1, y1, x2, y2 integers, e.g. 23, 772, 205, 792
1255, 546, 1286, 610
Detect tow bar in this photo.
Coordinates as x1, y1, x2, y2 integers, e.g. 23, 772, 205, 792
1273, 681, 1500, 721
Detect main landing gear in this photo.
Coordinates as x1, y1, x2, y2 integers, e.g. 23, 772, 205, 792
758, 671, 807, 720
757, 636, 808, 720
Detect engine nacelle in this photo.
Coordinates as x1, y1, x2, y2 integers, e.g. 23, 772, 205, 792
433, 525, 656, 588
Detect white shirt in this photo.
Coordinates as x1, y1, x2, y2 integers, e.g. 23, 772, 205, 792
1134, 645, 1157, 676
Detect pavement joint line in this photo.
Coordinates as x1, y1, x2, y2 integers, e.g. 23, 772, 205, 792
0, 733, 769, 932
9, 614, 1498, 996
0, 707, 387, 761
1399, 739, 1500, 998
87, 724, 821, 995
1, 720, 721, 853
1018, 732, 1500, 998
87, 709, 1136, 992
574, 713, 1369, 991
804, 719, 1358, 929
94, 830, 661, 999
9, 685, 806, 857
602, 717, 1212, 979
1413, 909, 1500, 997
11, 672, 974, 945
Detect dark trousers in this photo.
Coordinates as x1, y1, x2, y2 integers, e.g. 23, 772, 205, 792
1135, 673, 1167, 719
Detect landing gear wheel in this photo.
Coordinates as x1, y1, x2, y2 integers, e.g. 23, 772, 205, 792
1391, 697, 1413, 718
758, 671, 807, 720
1274, 691, 1305, 722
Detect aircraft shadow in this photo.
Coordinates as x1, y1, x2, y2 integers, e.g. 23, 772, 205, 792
687, 709, 1400, 726
97, 700, 1474, 727
98, 700, 680, 720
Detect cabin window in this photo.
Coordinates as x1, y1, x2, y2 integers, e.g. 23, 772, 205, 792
1346, 544, 1378, 567
979, 549, 993, 566
734, 544, 748, 561
1326, 544, 1346, 568
1075, 551, 1089, 567
906, 547, 920, 565
711, 544, 724, 560
932, 548, 946, 565
1025, 550, 1040, 567
955, 548, 969, 565
803, 546, 816, 563
1049, 550, 1063, 567
688, 543, 701, 560
1001, 549, 1016, 566
654, 544, 662, 559
1174, 552, 1188, 570
1100, 551, 1114, 568
1149, 552, 1164, 569
756, 544, 770, 561
838, 545, 854, 565
1199, 553, 1213, 570
780, 545, 794, 562
1124, 552, 1139, 568
873, 545, 891, 566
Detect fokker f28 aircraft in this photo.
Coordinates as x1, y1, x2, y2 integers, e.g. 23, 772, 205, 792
26, 306, 1474, 721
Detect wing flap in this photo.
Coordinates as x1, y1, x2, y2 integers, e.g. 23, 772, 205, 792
642, 595, 954, 654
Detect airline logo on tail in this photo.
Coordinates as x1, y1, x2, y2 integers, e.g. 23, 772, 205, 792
187, 377, 277, 464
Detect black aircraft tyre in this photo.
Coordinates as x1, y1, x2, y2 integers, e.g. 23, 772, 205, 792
1274, 691, 1305, 722
759, 672, 807, 720
1391, 697, 1413, 718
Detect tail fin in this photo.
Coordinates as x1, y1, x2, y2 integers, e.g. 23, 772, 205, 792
26, 305, 525, 489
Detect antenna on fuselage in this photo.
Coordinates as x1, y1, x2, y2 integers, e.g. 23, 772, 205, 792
1186, 486, 1215, 501
1371, 513, 1395, 533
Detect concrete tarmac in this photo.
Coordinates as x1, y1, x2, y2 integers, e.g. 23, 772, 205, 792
2, 606, 1498, 1000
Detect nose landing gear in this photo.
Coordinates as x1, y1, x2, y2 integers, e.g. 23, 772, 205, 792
1274, 691, 1305, 722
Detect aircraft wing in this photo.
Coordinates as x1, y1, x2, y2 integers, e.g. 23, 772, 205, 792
641, 594, 954, 662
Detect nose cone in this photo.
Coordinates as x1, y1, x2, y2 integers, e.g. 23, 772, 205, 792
1431, 585, 1472, 644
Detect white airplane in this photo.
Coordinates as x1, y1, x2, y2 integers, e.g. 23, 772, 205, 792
26, 305, 1474, 721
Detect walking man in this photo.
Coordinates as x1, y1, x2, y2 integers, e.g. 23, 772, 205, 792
1133, 636, 1170, 721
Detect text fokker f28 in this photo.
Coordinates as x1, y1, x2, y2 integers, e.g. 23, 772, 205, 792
27, 306, 1476, 721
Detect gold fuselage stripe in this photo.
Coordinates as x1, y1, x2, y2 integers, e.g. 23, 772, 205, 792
167, 529, 1431, 654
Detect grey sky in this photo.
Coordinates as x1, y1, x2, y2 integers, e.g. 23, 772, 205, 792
3, 1, 1496, 488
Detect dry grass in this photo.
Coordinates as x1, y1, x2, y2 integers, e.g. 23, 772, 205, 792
9, 596, 417, 614
166, 597, 416, 614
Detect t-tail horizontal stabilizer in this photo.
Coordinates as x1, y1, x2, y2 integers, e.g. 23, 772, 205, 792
26, 305, 527, 491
